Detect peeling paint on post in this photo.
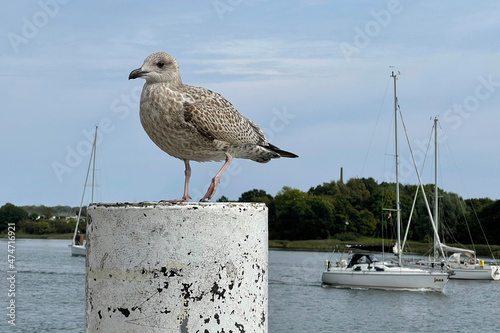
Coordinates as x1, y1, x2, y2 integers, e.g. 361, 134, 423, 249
85, 202, 268, 332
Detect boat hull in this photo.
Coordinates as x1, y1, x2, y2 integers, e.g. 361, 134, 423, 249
71, 244, 86, 257
322, 266, 448, 292
408, 261, 500, 281
449, 266, 500, 280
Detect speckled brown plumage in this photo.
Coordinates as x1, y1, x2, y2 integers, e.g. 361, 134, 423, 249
129, 52, 298, 201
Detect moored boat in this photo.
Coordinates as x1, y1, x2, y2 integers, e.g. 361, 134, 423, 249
446, 251, 499, 280
322, 252, 449, 291
322, 72, 450, 292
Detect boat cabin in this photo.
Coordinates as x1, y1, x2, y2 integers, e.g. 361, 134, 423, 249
347, 254, 380, 268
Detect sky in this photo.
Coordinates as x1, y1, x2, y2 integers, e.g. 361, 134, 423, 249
1, 0, 500, 207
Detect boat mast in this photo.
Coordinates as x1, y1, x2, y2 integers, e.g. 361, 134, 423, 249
72, 126, 98, 245
91, 126, 97, 204
433, 117, 439, 262
392, 71, 402, 267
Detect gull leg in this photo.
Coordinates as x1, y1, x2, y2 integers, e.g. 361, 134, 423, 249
181, 160, 192, 201
200, 152, 232, 202
161, 160, 192, 203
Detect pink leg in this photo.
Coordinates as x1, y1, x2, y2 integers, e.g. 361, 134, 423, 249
161, 160, 192, 203
200, 152, 232, 202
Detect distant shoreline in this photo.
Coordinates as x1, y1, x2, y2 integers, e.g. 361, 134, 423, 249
268, 239, 500, 257
1, 233, 74, 239
3, 234, 498, 257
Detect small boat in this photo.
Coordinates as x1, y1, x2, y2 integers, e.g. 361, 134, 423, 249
322, 72, 450, 291
70, 126, 98, 257
71, 232, 86, 257
446, 249, 500, 280
409, 246, 500, 281
322, 251, 448, 291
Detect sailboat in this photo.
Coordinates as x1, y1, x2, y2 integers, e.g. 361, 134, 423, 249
406, 118, 500, 280
321, 72, 450, 291
70, 126, 98, 257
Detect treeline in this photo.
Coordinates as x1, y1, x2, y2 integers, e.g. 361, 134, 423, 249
21, 205, 77, 217
0, 203, 86, 235
222, 178, 499, 245
1, 177, 499, 245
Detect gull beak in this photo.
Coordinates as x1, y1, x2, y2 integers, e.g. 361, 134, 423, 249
129, 68, 148, 80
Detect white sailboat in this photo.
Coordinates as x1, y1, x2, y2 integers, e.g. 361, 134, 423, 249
406, 118, 500, 280
321, 251, 448, 291
70, 126, 98, 257
321, 72, 450, 292
446, 250, 499, 280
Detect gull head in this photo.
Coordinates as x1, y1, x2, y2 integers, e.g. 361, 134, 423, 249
129, 52, 181, 85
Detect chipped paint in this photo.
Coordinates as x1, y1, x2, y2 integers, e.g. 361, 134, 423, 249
86, 202, 268, 332
86, 267, 154, 281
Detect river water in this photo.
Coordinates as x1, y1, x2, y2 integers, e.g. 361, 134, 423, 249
269, 249, 499, 332
1, 240, 498, 332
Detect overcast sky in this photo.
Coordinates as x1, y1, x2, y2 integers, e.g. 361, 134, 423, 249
2, 1, 499, 207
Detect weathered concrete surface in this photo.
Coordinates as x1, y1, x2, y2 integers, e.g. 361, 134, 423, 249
86, 202, 268, 333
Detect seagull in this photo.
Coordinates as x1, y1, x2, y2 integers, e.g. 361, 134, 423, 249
129, 52, 298, 202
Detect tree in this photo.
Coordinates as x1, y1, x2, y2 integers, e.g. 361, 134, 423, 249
33, 221, 54, 234
274, 187, 308, 240
53, 220, 74, 234
309, 181, 340, 197
274, 187, 334, 240
217, 196, 230, 202
0, 203, 28, 232
357, 209, 377, 235
346, 178, 370, 208
41, 206, 54, 219
238, 189, 273, 203
476, 200, 500, 245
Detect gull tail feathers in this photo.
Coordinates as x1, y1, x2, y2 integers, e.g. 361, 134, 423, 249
265, 144, 298, 158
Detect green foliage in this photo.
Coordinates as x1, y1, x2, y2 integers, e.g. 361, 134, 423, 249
33, 221, 54, 234
53, 220, 75, 234
238, 189, 273, 203
21, 205, 76, 216
216, 195, 230, 202
270, 178, 499, 245
18, 220, 36, 234
273, 187, 334, 240
2, 180, 499, 246
358, 209, 377, 235
476, 200, 500, 245
334, 232, 358, 241
0, 203, 29, 232
41, 206, 54, 219
1, 203, 84, 236
18, 218, 79, 234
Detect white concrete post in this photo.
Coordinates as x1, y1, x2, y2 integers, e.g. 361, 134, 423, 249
85, 202, 268, 333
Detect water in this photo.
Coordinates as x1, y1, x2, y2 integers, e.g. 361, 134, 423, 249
1, 240, 499, 332
0, 239, 85, 333
269, 249, 500, 333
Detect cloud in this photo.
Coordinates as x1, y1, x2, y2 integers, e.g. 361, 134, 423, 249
181, 38, 342, 79
2, 1, 500, 207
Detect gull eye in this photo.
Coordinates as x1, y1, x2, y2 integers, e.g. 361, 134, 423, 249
157, 62, 165, 68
